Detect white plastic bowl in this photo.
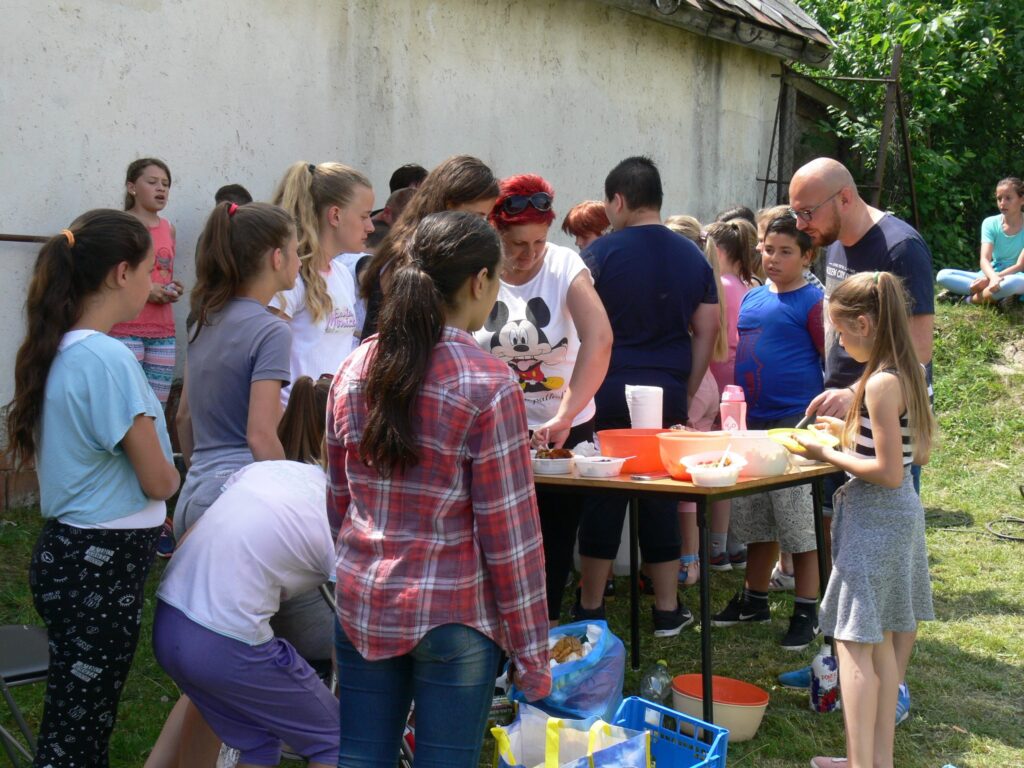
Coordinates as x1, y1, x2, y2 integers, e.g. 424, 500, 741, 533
680, 450, 747, 487
574, 455, 627, 477
532, 456, 574, 475
726, 430, 790, 477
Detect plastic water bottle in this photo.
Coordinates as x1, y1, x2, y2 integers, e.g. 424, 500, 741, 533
720, 385, 747, 432
810, 645, 840, 713
640, 659, 673, 704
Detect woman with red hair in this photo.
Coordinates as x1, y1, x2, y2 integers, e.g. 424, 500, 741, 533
561, 200, 611, 250
475, 174, 613, 622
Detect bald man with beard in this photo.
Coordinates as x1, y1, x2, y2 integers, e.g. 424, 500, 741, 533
789, 158, 934, 418
779, 158, 934, 744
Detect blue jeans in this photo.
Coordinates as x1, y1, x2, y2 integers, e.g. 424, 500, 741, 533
936, 268, 1024, 300
334, 621, 500, 768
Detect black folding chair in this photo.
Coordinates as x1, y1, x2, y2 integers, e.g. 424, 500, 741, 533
0, 625, 49, 766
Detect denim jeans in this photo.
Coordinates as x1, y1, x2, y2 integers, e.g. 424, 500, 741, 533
334, 621, 500, 768
936, 268, 1024, 300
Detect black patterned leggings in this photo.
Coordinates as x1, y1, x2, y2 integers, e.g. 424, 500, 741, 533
29, 519, 160, 767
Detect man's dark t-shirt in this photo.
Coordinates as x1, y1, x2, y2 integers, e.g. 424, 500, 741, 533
823, 213, 933, 388
583, 224, 717, 425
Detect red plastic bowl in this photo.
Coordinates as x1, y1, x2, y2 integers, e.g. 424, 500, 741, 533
596, 429, 665, 474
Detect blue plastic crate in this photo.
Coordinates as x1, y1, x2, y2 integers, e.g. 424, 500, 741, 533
612, 696, 729, 768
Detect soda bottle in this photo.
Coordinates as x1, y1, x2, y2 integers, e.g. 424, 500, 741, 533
810, 645, 840, 713
720, 385, 747, 432
640, 659, 673, 704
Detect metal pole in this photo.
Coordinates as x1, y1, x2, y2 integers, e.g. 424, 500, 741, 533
895, 82, 921, 231
872, 44, 903, 207
763, 65, 785, 207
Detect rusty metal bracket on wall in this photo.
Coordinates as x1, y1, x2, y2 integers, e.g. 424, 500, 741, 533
0, 234, 48, 244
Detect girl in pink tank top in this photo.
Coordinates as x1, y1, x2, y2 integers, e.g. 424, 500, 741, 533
110, 158, 182, 404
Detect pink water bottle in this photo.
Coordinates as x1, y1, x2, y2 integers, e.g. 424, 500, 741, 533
720, 385, 747, 432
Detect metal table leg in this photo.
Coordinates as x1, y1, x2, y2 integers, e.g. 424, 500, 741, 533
628, 497, 641, 671
696, 496, 714, 724
811, 477, 835, 655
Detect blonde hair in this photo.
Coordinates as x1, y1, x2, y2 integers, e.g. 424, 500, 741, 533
665, 215, 728, 362
828, 271, 936, 464
756, 204, 790, 230
272, 161, 372, 322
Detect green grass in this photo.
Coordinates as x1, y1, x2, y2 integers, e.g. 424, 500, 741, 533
2, 303, 1022, 767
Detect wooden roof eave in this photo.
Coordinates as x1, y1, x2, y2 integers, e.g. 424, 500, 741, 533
595, 0, 833, 68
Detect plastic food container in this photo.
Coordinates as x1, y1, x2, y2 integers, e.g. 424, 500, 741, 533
726, 430, 790, 477
671, 674, 769, 743
657, 431, 731, 480
531, 456, 574, 475
596, 429, 665, 474
680, 451, 746, 487
574, 455, 627, 478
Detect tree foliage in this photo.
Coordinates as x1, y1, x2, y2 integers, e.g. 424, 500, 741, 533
797, 0, 1024, 270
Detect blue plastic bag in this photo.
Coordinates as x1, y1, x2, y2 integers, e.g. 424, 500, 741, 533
508, 620, 625, 722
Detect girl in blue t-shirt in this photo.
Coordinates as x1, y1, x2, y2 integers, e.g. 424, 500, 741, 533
937, 177, 1024, 305
4, 210, 181, 765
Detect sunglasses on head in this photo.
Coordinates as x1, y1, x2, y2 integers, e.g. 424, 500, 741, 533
501, 192, 553, 215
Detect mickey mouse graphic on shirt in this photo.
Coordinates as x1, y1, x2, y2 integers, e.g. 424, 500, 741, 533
484, 297, 569, 392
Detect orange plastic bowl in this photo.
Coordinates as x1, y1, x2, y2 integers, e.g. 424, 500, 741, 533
671, 674, 769, 742
656, 431, 731, 480
596, 429, 665, 474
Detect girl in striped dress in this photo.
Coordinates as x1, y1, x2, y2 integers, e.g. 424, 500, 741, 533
793, 271, 936, 768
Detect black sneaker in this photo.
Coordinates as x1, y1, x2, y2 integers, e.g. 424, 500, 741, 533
780, 610, 820, 651
711, 592, 770, 627
652, 602, 694, 637
570, 589, 606, 621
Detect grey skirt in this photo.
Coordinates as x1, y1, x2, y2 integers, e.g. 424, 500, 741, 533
819, 468, 934, 644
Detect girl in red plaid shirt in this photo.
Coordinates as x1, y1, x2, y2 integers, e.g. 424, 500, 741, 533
327, 211, 551, 767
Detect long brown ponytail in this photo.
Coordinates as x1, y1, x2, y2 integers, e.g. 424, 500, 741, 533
360, 156, 499, 305
189, 202, 295, 341
5, 210, 151, 466
278, 375, 332, 465
360, 211, 501, 475
706, 218, 759, 284
829, 271, 936, 464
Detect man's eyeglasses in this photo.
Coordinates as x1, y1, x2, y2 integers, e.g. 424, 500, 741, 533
788, 189, 842, 223
501, 192, 553, 215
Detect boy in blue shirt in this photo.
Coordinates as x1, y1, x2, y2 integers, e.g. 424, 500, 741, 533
712, 215, 825, 651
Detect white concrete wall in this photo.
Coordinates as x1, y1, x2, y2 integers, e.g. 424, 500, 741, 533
0, 0, 780, 409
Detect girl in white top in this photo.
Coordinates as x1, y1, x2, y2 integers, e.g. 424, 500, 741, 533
271, 161, 375, 402
477, 174, 612, 620
148, 377, 337, 768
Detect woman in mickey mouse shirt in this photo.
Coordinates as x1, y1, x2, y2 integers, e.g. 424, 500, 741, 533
473, 174, 612, 621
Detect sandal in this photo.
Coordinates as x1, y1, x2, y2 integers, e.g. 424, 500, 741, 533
678, 554, 700, 587
769, 563, 795, 592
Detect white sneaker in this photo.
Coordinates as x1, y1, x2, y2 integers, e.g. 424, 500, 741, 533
769, 563, 796, 592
